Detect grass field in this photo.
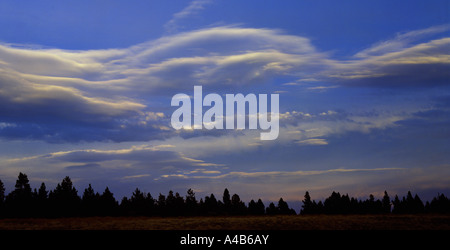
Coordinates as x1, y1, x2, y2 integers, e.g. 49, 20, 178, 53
1, 214, 449, 230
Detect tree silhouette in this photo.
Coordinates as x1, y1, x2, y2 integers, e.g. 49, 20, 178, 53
300, 191, 313, 215
0, 179, 4, 205
392, 195, 403, 214
425, 193, 450, 213
129, 188, 147, 216
392, 191, 425, 214
100, 187, 119, 216
5, 173, 33, 217
175, 192, 185, 215
277, 198, 296, 215
82, 184, 101, 216
185, 188, 198, 216
382, 191, 391, 213
165, 190, 176, 216
0, 179, 4, 217
324, 191, 343, 214
49, 176, 81, 217
34, 182, 49, 217
222, 188, 231, 214
230, 193, 247, 215
266, 202, 277, 215
157, 193, 166, 216
248, 198, 265, 215
203, 193, 219, 215
1, 172, 449, 218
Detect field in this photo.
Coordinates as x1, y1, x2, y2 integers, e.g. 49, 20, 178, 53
0, 214, 449, 230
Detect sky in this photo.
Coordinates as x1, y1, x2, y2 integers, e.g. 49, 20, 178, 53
0, 0, 449, 209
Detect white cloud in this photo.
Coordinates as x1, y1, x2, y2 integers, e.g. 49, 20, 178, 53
354, 24, 450, 58
164, 0, 213, 33
0, 25, 447, 143
296, 138, 328, 146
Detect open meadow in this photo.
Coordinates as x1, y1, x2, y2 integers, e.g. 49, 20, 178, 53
1, 214, 449, 230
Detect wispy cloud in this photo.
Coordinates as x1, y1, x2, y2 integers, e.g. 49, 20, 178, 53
325, 25, 450, 86
296, 138, 328, 146
164, 0, 213, 33
0, 25, 447, 144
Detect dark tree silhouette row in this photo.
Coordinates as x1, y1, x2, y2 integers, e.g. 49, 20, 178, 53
0, 173, 449, 218
301, 190, 450, 215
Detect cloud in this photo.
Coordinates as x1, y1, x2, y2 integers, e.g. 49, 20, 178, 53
153, 167, 410, 201
158, 167, 405, 180
354, 24, 450, 58
164, 0, 213, 33
0, 25, 448, 143
325, 25, 450, 87
3, 144, 226, 187
296, 138, 328, 146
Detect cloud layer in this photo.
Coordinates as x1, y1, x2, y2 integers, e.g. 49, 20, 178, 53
1, 25, 448, 143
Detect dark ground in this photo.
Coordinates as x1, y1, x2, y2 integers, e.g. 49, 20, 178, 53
1, 214, 449, 230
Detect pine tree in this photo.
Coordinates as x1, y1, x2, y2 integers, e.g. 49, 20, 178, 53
5, 173, 33, 217
382, 191, 391, 213
231, 193, 246, 215
185, 188, 198, 216
256, 199, 265, 215
82, 184, 100, 216
49, 176, 81, 217
101, 187, 118, 216
0, 179, 5, 206
301, 191, 313, 215
130, 188, 146, 216
0, 179, 4, 217
266, 202, 277, 215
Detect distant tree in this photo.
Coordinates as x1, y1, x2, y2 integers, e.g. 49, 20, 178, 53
157, 193, 166, 215
204, 193, 219, 215
145, 192, 156, 216
165, 190, 176, 216
230, 193, 247, 215
81, 184, 101, 216
256, 199, 265, 215
392, 195, 402, 214
175, 192, 185, 215
382, 191, 391, 213
5, 173, 33, 217
49, 176, 81, 217
119, 196, 130, 215
0, 179, 4, 206
248, 199, 257, 215
185, 188, 198, 216
301, 191, 314, 215
324, 191, 342, 214
165, 190, 184, 216
198, 198, 206, 215
222, 188, 231, 214
426, 193, 450, 214
349, 197, 359, 214
316, 201, 324, 214
277, 198, 296, 215
34, 182, 49, 217
266, 202, 277, 215
0, 179, 4, 216
129, 188, 147, 216
413, 194, 425, 213
406, 191, 415, 213
100, 187, 119, 216
249, 199, 265, 215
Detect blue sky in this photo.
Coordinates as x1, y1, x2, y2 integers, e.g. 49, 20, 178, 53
0, 0, 449, 207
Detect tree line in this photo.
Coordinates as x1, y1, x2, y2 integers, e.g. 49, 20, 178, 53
0, 173, 449, 218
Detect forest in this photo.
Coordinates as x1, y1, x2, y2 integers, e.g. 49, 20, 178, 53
0, 172, 449, 218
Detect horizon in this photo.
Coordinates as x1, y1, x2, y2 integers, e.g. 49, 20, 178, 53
0, 0, 449, 206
